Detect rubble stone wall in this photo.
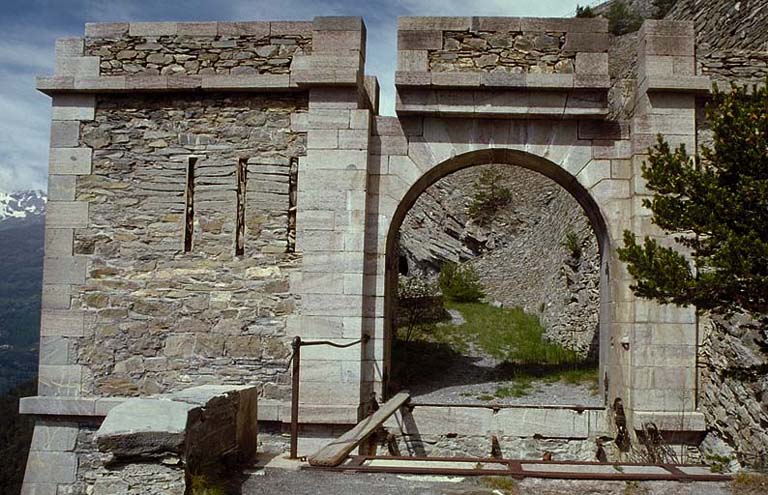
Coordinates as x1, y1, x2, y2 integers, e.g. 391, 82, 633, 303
698, 50, 768, 86
84, 22, 312, 77
699, 317, 768, 467
71, 93, 307, 400
429, 31, 574, 74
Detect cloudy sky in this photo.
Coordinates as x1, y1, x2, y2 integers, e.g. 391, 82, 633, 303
0, 0, 590, 192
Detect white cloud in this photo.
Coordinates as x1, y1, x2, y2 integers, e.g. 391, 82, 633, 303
0, 0, 586, 190
0, 30, 57, 191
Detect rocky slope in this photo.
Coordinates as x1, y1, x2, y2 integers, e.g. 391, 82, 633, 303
399, 165, 600, 358
699, 316, 768, 468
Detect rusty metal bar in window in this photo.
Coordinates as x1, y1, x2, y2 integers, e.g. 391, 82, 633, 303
235, 157, 248, 256
287, 156, 299, 253
183, 156, 197, 253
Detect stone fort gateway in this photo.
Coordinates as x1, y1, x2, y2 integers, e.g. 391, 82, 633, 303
22, 14, 724, 493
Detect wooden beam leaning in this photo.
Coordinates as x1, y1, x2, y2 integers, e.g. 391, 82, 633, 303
307, 391, 411, 467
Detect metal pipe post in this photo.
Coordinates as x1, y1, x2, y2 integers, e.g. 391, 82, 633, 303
289, 336, 301, 459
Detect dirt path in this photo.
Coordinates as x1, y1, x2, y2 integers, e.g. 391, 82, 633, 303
240, 468, 733, 495
398, 309, 602, 407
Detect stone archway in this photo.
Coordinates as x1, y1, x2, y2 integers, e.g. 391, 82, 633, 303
379, 148, 613, 403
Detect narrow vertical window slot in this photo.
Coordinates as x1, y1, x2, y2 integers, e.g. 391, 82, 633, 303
235, 157, 248, 256
287, 157, 299, 253
184, 157, 197, 253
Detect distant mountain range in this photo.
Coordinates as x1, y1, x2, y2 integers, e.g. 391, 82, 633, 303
0, 190, 46, 394
0, 190, 46, 224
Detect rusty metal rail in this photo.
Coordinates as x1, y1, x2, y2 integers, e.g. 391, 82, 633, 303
287, 335, 369, 459
305, 455, 733, 482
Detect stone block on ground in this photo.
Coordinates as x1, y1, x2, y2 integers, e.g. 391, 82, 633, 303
95, 384, 258, 463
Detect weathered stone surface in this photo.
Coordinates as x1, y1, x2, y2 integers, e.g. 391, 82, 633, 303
51, 95, 95, 121
95, 399, 194, 456
95, 385, 258, 473
427, 31, 572, 75
85, 26, 311, 77
72, 93, 305, 398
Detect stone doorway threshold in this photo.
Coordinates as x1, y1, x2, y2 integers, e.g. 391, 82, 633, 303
305, 455, 731, 482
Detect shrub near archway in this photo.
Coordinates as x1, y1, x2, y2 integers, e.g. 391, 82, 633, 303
438, 262, 485, 303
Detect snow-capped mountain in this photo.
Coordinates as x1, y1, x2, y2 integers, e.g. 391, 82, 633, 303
0, 190, 47, 223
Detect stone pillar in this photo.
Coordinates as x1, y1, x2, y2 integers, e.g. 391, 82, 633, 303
628, 20, 709, 431
287, 17, 373, 421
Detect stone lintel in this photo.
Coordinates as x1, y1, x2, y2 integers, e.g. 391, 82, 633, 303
38, 74, 299, 95
395, 72, 610, 90
292, 69, 360, 87
396, 16, 608, 33
396, 88, 608, 119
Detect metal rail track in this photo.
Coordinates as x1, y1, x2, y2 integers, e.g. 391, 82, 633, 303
305, 455, 732, 482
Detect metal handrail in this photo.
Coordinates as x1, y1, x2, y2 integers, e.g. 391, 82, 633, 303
288, 335, 369, 459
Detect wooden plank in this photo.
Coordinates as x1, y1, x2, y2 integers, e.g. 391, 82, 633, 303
307, 392, 410, 467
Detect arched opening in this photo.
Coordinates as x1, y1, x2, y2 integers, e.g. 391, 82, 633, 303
383, 149, 612, 406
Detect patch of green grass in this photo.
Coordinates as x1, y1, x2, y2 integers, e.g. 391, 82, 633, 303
396, 301, 600, 388
445, 302, 582, 365
476, 394, 495, 401
190, 474, 226, 495
495, 377, 534, 398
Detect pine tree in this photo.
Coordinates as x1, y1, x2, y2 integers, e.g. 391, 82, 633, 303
576, 5, 597, 18
606, 0, 643, 35
468, 166, 513, 225
652, 0, 678, 19
618, 83, 768, 334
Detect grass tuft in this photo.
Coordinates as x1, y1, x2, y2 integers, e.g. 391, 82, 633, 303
733, 472, 768, 495
480, 475, 519, 494
190, 474, 226, 495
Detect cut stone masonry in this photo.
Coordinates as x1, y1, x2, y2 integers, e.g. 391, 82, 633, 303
22, 14, 738, 493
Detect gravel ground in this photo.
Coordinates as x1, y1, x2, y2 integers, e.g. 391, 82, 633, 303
403, 309, 602, 407
239, 468, 733, 495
